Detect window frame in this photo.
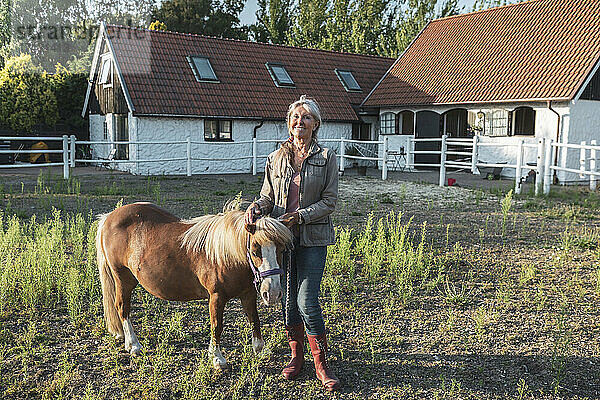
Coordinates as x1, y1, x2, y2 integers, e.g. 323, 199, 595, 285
266, 63, 295, 87
352, 122, 371, 141
204, 119, 233, 142
188, 56, 220, 83
380, 112, 396, 135
335, 69, 362, 92
99, 55, 113, 87
511, 106, 536, 136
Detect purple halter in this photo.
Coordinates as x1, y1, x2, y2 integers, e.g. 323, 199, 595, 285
246, 231, 284, 293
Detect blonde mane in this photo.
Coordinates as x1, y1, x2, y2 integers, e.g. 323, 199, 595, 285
180, 210, 293, 266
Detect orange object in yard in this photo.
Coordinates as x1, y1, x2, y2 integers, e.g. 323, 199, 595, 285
29, 141, 50, 163
447, 178, 456, 186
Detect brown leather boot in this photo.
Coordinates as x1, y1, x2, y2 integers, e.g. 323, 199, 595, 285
307, 333, 340, 391
282, 324, 305, 380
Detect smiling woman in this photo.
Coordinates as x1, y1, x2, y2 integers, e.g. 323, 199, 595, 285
245, 95, 341, 391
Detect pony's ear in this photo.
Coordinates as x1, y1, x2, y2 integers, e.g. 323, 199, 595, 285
245, 223, 256, 234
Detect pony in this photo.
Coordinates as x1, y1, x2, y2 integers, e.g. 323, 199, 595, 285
96, 202, 293, 370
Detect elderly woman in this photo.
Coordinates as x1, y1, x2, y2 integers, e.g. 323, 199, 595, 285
245, 95, 339, 391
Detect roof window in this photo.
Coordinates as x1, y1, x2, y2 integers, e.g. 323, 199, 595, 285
336, 69, 361, 92
188, 56, 219, 82
266, 63, 294, 87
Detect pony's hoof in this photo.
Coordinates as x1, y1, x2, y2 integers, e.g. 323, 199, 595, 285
129, 344, 142, 356
212, 358, 228, 371
252, 337, 265, 354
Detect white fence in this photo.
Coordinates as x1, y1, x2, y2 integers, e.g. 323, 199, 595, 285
414, 135, 599, 195
0, 135, 392, 180
1, 134, 598, 196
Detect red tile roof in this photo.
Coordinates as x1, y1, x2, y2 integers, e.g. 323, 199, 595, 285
103, 25, 394, 121
363, 0, 600, 107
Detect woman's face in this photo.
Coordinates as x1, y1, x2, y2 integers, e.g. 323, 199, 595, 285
289, 105, 318, 141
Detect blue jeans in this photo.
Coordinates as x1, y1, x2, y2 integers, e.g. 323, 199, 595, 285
282, 244, 327, 335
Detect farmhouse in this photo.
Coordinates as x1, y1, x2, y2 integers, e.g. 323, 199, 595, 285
82, 23, 394, 175
362, 0, 600, 182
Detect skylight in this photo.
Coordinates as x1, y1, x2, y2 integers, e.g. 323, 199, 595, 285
336, 69, 361, 92
188, 56, 219, 82
266, 63, 294, 87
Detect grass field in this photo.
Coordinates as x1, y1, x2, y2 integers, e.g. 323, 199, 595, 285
0, 169, 599, 399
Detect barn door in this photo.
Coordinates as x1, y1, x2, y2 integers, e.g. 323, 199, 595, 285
414, 111, 441, 168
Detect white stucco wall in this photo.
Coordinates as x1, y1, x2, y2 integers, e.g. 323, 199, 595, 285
89, 115, 352, 175
563, 100, 600, 184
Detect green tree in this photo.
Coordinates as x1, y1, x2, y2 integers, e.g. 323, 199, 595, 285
350, 0, 389, 55
148, 20, 167, 31
251, 0, 292, 44
50, 63, 87, 129
287, 0, 328, 48
321, 0, 353, 52
150, 0, 247, 39
0, 54, 58, 133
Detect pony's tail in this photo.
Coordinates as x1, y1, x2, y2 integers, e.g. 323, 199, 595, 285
96, 214, 124, 338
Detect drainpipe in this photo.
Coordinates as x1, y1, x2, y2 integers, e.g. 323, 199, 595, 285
547, 101, 560, 183
253, 120, 264, 138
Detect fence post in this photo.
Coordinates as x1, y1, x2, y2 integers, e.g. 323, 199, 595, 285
543, 139, 553, 195
252, 137, 258, 176
382, 136, 388, 180
340, 138, 345, 174
514, 139, 524, 194
579, 141, 586, 183
408, 137, 414, 171
439, 135, 447, 187
69, 135, 76, 167
535, 137, 545, 196
62, 135, 69, 179
471, 135, 479, 174
187, 138, 192, 176
591, 140, 597, 191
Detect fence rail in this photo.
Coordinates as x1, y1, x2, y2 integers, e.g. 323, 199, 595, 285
1, 134, 598, 195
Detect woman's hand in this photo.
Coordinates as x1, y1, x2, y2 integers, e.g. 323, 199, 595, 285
245, 203, 262, 225
278, 211, 300, 227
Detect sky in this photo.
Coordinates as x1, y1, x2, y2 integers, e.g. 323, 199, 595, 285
239, 0, 480, 26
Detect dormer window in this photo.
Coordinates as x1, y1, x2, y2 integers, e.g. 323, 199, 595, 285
99, 56, 112, 86
188, 56, 219, 82
266, 63, 294, 87
336, 69, 361, 92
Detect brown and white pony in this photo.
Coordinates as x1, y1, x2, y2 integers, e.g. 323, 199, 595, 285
96, 202, 293, 369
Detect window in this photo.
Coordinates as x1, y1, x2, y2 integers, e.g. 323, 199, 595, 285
398, 111, 414, 135
188, 56, 219, 82
99, 57, 112, 86
204, 119, 232, 141
114, 115, 129, 160
512, 107, 535, 136
336, 69, 361, 92
266, 63, 294, 87
485, 109, 509, 136
380, 112, 395, 135
352, 123, 371, 141
103, 120, 108, 140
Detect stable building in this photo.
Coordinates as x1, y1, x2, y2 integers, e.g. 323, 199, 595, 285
361, 0, 600, 182
82, 23, 394, 175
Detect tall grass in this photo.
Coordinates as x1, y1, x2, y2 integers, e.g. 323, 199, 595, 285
0, 208, 99, 324
324, 211, 438, 307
